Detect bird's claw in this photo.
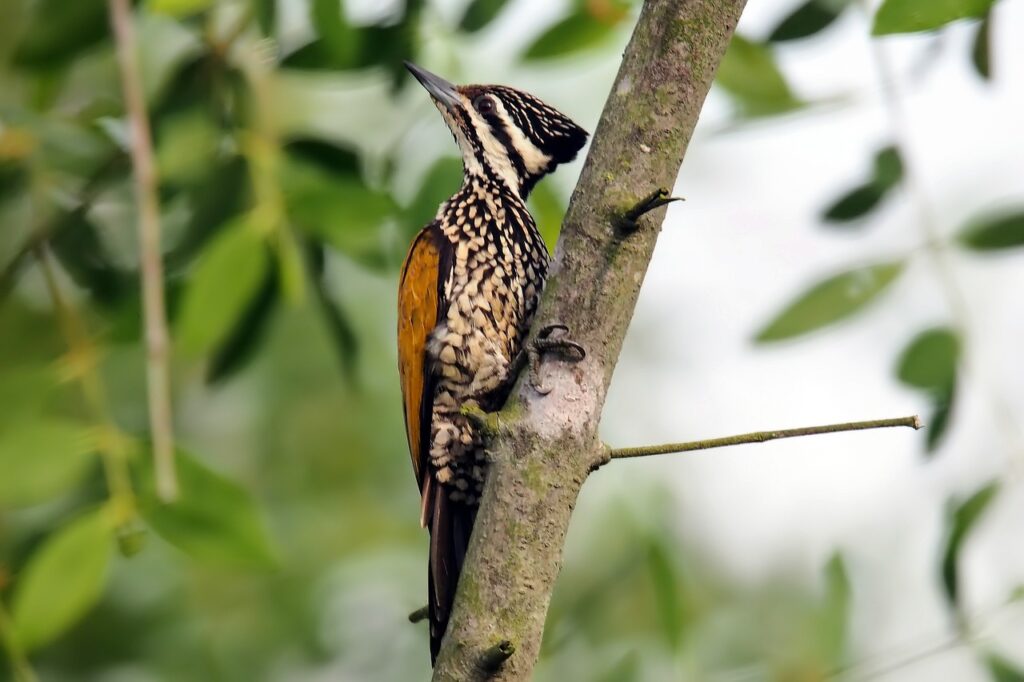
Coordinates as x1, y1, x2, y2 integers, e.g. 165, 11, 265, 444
529, 324, 586, 395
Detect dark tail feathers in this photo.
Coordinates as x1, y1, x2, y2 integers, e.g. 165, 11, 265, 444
427, 487, 475, 665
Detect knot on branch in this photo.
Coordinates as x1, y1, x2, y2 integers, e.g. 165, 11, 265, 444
615, 187, 684, 234
460, 403, 504, 438
589, 444, 613, 473
479, 639, 516, 672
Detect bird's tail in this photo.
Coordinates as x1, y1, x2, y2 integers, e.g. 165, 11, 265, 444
426, 480, 476, 665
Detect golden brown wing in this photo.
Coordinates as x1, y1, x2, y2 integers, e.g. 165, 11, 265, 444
397, 224, 446, 488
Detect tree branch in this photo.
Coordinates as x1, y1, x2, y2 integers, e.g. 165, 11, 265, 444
607, 415, 922, 460
108, 0, 178, 501
431, 1, 749, 679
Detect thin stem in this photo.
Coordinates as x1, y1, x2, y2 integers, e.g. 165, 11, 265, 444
36, 247, 136, 522
0, 589, 40, 682
608, 416, 921, 460
108, 0, 178, 501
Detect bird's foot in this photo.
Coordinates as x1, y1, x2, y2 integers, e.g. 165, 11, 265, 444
529, 324, 586, 395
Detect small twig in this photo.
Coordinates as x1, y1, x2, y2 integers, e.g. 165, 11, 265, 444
479, 640, 515, 672
108, 0, 178, 501
616, 187, 684, 233
36, 247, 136, 523
408, 605, 429, 624
608, 415, 922, 460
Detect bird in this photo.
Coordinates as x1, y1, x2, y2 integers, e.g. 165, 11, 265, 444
398, 61, 588, 664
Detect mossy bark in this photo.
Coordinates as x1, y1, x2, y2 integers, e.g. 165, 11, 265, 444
431, 1, 748, 679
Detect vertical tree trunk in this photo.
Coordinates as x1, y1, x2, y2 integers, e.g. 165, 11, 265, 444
432, 1, 748, 679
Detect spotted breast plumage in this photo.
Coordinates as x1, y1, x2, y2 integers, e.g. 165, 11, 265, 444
397, 62, 588, 663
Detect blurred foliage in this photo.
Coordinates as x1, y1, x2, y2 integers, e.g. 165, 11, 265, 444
986, 652, 1024, 682
941, 482, 1000, 621
872, 0, 997, 35
822, 145, 903, 224
957, 208, 1024, 250
895, 327, 960, 452
0, 0, 1022, 679
768, 0, 851, 42
755, 262, 904, 342
717, 34, 804, 117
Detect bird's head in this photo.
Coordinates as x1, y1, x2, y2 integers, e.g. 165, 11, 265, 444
405, 62, 588, 198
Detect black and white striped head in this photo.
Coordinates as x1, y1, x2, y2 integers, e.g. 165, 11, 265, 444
405, 62, 588, 198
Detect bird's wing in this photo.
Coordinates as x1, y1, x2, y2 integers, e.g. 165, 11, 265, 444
397, 223, 449, 491
398, 222, 464, 663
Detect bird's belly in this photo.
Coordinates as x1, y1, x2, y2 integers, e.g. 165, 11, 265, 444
426, 269, 535, 503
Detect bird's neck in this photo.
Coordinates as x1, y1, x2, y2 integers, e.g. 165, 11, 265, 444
461, 169, 529, 207
458, 140, 542, 200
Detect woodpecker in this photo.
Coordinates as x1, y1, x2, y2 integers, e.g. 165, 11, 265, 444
398, 62, 588, 663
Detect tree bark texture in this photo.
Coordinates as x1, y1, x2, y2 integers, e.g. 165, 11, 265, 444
431, 1, 748, 679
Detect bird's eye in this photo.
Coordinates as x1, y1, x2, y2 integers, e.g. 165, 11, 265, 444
474, 96, 495, 115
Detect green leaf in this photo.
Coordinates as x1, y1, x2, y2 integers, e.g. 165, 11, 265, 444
49, 209, 129, 306
925, 387, 955, 453
0, 366, 58, 430
647, 538, 685, 651
986, 652, 1024, 682
823, 184, 885, 223
896, 327, 960, 391
12, 510, 113, 650
250, 0, 274, 35
306, 239, 360, 380
141, 450, 277, 568
148, 0, 214, 17
523, 13, 617, 61
0, 419, 96, 506
176, 218, 270, 357
206, 264, 280, 385
873, 0, 996, 35
769, 0, 849, 42
957, 209, 1024, 251
941, 482, 999, 611
36, 120, 116, 177
282, 158, 397, 269
873, 146, 904, 188
156, 108, 223, 186
820, 553, 851, 664
822, 146, 902, 225
284, 138, 360, 176
527, 180, 566, 253
460, 0, 510, 32
311, 0, 360, 66
971, 11, 992, 80
755, 262, 905, 342
11, 0, 109, 70
403, 157, 464, 237
165, 156, 250, 270
716, 35, 803, 117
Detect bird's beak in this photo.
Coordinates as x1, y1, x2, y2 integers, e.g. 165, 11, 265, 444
404, 61, 460, 111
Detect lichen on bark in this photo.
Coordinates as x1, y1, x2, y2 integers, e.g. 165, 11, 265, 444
431, 1, 749, 680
